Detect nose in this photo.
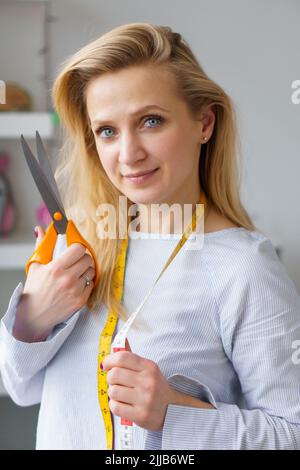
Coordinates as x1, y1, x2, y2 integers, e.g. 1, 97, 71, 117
118, 129, 147, 167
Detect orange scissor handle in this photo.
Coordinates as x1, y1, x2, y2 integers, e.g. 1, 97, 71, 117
66, 219, 100, 286
25, 220, 100, 288
25, 221, 57, 275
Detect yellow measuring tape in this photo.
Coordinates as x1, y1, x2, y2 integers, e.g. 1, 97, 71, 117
97, 236, 128, 450
97, 194, 207, 450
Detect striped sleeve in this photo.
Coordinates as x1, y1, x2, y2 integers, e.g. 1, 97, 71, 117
162, 239, 300, 449
0, 282, 82, 406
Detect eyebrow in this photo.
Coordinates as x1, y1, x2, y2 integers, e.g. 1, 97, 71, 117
91, 105, 170, 126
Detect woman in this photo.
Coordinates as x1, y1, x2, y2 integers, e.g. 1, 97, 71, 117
1, 22, 300, 450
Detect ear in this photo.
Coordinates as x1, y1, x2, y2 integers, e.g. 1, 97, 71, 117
196, 104, 216, 139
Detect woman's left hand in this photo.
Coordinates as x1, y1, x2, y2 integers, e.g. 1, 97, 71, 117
101, 343, 177, 432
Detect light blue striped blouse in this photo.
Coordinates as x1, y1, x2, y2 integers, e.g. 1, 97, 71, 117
1, 227, 300, 449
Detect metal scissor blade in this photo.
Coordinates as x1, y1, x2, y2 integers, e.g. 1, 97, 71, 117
35, 131, 65, 211
21, 135, 68, 234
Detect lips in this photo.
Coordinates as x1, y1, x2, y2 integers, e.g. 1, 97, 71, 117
124, 168, 159, 177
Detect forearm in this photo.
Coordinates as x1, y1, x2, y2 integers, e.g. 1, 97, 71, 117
170, 388, 215, 409
13, 295, 52, 343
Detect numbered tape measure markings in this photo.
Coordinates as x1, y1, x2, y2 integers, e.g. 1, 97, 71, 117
98, 200, 206, 449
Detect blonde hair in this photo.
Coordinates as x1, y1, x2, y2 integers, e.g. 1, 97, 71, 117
52, 22, 260, 319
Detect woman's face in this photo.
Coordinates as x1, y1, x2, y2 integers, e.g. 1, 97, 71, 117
86, 64, 214, 206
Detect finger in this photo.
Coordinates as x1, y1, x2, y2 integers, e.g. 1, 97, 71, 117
109, 399, 135, 421
67, 253, 95, 278
106, 366, 138, 388
80, 277, 94, 298
85, 249, 96, 269
34, 225, 46, 250
86, 253, 95, 270
52, 242, 86, 270
107, 384, 136, 406
79, 266, 96, 291
28, 226, 47, 273
82, 266, 96, 281
102, 351, 144, 373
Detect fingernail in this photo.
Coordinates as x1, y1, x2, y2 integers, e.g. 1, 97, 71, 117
34, 227, 38, 238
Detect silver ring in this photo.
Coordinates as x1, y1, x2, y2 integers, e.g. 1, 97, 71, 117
82, 273, 91, 287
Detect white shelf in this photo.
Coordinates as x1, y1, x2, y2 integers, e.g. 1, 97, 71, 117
0, 231, 35, 269
0, 112, 54, 138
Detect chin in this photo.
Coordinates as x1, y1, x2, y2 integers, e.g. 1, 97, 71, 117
128, 194, 164, 206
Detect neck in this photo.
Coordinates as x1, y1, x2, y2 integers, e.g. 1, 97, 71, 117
131, 190, 208, 235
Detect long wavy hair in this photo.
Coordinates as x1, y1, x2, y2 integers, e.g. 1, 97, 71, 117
52, 22, 260, 320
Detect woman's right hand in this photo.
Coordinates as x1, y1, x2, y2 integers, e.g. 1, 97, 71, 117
12, 226, 96, 343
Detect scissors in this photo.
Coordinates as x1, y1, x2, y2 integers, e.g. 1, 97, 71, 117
20, 131, 100, 288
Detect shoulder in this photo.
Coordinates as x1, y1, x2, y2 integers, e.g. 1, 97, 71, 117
203, 227, 272, 263
202, 209, 274, 270
203, 207, 279, 273
203, 228, 298, 301
202, 229, 300, 334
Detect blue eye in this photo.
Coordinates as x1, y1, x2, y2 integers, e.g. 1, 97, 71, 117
96, 115, 163, 139
99, 128, 114, 139
144, 115, 163, 127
